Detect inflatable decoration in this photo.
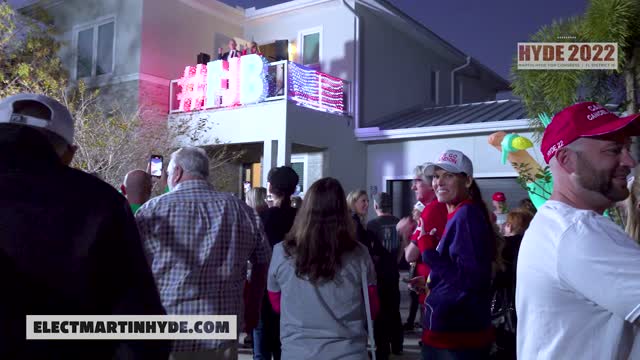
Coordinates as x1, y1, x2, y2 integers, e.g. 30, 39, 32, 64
500, 133, 534, 165
488, 113, 553, 210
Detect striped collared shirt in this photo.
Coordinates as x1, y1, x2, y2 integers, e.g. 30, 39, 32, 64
136, 180, 270, 351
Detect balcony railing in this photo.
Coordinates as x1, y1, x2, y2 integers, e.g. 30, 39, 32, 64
169, 57, 352, 116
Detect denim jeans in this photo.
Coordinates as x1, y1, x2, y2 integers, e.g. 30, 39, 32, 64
252, 298, 281, 360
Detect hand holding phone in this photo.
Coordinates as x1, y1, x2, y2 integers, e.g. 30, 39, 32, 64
149, 155, 163, 178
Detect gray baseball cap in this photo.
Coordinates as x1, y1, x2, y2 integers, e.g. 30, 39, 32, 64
0, 93, 74, 144
424, 149, 474, 177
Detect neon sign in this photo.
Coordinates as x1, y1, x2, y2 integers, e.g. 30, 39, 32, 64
175, 55, 345, 114
177, 54, 268, 112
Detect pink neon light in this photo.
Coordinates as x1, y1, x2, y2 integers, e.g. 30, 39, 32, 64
176, 64, 207, 112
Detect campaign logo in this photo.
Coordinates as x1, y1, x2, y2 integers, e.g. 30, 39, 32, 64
517, 42, 618, 70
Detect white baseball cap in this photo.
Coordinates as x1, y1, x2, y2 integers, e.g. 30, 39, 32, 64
0, 93, 74, 144
424, 150, 474, 177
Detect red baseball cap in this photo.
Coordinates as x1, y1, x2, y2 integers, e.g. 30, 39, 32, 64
541, 102, 640, 163
492, 192, 506, 202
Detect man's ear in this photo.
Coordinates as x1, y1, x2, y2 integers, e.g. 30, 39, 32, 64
555, 147, 576, 173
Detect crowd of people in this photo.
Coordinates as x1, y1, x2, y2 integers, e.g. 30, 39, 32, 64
1, 92, 640, 360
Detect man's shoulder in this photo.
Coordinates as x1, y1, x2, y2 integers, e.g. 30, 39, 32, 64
423, 200, 447, 216
63, 167, 127, 206
368, 215, 399, 226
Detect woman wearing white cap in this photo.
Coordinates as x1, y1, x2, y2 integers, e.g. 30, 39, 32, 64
411, 149, 500, 360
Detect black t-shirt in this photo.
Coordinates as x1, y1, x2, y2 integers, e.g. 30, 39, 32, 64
259, 206, 298, 247
366, 215, 401, 256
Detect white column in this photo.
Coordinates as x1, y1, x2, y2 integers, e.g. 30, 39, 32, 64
277, 138, 291, 167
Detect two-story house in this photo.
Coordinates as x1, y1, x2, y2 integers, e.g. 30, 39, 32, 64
20, 0, 539, 217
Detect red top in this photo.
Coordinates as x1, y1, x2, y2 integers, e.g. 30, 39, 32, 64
411, 200, 448, 304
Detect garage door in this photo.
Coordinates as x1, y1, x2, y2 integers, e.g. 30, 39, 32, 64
387, 177, 530, 218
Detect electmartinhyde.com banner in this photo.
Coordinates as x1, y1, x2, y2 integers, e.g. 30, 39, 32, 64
26, 315, 237, 340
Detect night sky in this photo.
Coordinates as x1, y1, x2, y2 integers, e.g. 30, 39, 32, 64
8, 0, 589, 80
220, 0, 589, 81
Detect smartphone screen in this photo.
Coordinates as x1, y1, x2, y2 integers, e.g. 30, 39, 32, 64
149, 155, 163, 177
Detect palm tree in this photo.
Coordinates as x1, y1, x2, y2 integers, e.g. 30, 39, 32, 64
512, 0, 639, 140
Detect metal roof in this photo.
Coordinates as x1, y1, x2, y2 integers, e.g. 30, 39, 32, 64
369, 100, 528, 130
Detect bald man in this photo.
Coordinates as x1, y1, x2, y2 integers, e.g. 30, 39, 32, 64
121, 169, 152, 213
516, 102, 640, 360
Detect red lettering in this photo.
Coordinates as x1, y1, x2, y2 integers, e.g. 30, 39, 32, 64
531, 45, 542, 61
543, 45, 554, 61
519, 45, 530, 61
555, 45, 565, 61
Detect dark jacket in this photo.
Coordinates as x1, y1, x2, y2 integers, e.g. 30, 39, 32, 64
422, 203, 493, 335
0, 125, 169, 359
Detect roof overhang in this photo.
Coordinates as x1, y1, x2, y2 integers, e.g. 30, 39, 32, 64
355, 119, 531, 142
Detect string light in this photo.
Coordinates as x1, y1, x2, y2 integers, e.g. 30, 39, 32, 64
287, 62, 344, 113
175, 57, 344, 114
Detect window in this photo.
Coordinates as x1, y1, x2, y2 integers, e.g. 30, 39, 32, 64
291, 154, 309, 194
430, 70, 439, 104
74, 17, 115, 79
291, 162, 304, 192
298, 27, 322, 67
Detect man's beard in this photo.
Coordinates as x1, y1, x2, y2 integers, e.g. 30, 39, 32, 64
574, 153, 629, 202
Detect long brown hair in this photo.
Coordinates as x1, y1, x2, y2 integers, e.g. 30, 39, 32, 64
468, 180, 505, 274
283, 177, 358, 284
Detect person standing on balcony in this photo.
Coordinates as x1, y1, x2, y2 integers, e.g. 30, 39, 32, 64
218, 39, 241, 61
243, 41, 263, 56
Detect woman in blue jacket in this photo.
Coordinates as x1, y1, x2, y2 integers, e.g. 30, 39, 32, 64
415, 150, 500, 360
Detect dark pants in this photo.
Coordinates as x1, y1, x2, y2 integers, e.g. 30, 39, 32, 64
421, 345, 490, 360
374, 280, 404, 359
406, 289, 419, 325
252, 296, 280, 360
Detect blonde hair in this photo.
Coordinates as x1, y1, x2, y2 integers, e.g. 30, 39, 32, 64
346, 189, 368, 224
246, 187, 268, 212
626, 171, 640, 243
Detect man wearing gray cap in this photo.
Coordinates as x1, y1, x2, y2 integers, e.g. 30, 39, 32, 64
0, 93, 169, 359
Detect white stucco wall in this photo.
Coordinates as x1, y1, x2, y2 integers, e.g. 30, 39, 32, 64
356, 4, 500, 125
168, 100, 288, 147
286, 104, 366, 195
46, 0, 143, 79
243, 0, 356, 82
140, 0, 244, 81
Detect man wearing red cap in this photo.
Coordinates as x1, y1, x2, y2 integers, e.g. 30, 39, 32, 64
491, 192, 509, 233
516, 102, 640, 359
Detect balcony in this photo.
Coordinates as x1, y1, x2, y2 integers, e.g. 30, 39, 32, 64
169, 57, 352, 116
